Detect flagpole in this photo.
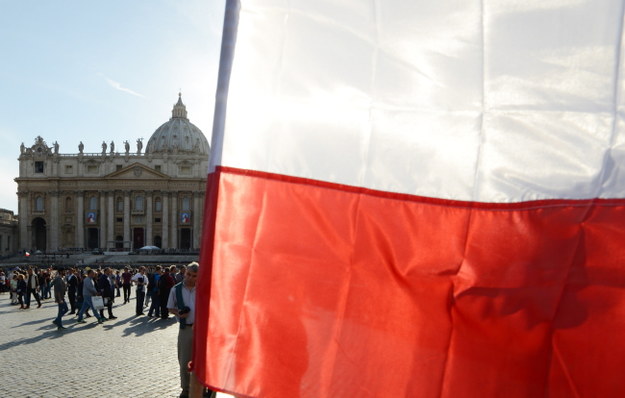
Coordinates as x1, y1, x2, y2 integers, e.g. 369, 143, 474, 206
192, 0, 241, 395
209, 0, 240, 173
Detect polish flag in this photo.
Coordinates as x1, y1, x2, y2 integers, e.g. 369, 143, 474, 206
196, 1, 625, 397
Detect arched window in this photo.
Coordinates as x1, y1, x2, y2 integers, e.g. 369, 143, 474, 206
116, 197, 124, 212
35, 196, 44, 212
89, 196, 98, 210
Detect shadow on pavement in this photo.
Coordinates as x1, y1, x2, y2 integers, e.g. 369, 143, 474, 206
0, 320, 100, 351
0, 309, 178, 352
121, 315, 177, 337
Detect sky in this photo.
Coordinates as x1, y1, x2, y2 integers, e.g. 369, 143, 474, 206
0, 0, 226, 213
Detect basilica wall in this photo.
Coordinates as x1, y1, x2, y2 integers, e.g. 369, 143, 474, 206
0, 209, 18, 257
15, 95, 210, 253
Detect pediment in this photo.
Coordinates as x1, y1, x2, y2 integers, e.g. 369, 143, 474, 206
105, 163, 169, 180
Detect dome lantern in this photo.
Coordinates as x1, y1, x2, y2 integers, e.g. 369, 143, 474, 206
172, 92, 188, 120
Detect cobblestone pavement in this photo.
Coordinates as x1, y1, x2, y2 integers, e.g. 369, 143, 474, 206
0, 290, 231, 398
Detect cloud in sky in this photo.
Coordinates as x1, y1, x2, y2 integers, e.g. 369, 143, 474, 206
100, 74, 145, 98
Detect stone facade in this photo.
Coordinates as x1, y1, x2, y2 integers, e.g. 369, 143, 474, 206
0, 209, 18, 256
15, 95, 209, 252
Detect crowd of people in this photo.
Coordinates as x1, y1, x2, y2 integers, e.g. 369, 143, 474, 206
1, 262, 213, 398
0, 264, 186, 324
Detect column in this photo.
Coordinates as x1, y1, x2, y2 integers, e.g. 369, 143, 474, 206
162, 194, 169, 248
76, 191, 84, 248
146, 191, 153, 246
107, 192, 115, 246
170, 193, 178, 249
50, 192, 59, 250
18, 192, 29, 251
123, 191, 130, 250
192, 191, 203, 249
99, 193, 107, 249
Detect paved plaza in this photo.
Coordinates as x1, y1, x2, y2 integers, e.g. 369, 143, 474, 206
0, 289, 230, 398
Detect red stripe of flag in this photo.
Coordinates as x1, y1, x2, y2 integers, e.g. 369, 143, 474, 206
195, 167, 625, 397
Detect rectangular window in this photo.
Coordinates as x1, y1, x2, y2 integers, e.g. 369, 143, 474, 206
116, 165, 123, 171
134, 196, 144, 211
65, 165, 73, 174
87, 165, 98, 173
182, 197, 191, 211
155, 165, 161, 172
155, 217, 161, 223
35, 161, 44, 173
116, 217, 123, 223
180, 166, 191, 175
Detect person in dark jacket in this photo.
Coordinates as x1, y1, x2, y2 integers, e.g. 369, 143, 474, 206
121, 267, 132, 303
148, 266, 162, 317
158, 266, 175, 319
97, 267, 116, 320
52, 268, 68, 330
66, 268, 78, 314
114, 270, 121, 297
16, 273, 27, 309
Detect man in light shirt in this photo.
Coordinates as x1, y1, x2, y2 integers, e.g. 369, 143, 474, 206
131, 266, 148, 315
76, 269, 103, 324
168, 262, 214, 398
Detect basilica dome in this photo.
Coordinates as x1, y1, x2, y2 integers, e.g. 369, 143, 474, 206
145, 94, 210, 156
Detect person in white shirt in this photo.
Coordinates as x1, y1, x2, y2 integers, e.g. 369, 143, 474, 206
131, 267, 148, 315
167, 262, 214, 398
